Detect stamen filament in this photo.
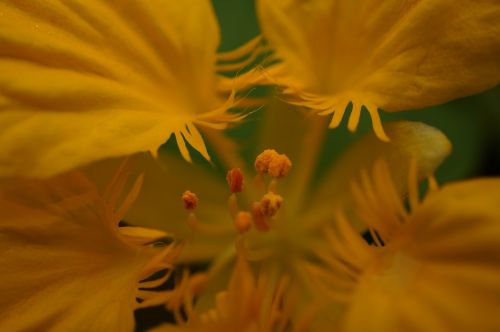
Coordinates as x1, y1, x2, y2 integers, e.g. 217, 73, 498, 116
228, 193, 239, 219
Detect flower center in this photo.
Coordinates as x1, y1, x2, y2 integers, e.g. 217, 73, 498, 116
181, 149, 303, 264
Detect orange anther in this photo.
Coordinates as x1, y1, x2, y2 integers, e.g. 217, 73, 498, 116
251, 202, 270, 232
255, 149, 278, 173
268, 154, 292, 178
226, 168, 244, 193
234, 211, 252, 234
182, 190, 198, 210
260, 192, 284, 217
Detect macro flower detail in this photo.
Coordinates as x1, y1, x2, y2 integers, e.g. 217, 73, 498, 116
0, 1, 497, 330
151, 254, 302, 332
310, 160, 500, 331
128, 117, 451, 262
182, 190, 199, 211
226, 168, 245, 194
256, 0, 500, 140
0, 165, 180, 331
118, 104, 451, 326
0, 0, 253, 178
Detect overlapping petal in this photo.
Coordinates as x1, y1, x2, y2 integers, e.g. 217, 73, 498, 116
0, 0, 242, 177
342, 178, 500, 332
305, 121, 451, 229
84, 152, 234, 263
257, 0, 500, 138
152, 255, 299, 332
0, 168, 176, 331
310, 161, 500, 332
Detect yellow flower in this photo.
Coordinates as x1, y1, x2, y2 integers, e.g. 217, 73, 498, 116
309, 160, 500, 332
0, 0, 253, 178
256, 0, 500, 140
0, 2, 497, 331
123, 105, 451, 264
98, 104, 452, 328
0, 164, 180, 331
151, 254, 302, 332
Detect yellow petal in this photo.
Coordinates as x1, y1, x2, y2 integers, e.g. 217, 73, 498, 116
0, 0, 234, 177
257, 0, 500, 136
0, 170, 171, 331
85, 153, 233, 263
314, 160, 500, 332
164, 254, 296, 332
342, 178, 500, 332
407, 178, 500, 261
0, 108, 180, 178
305, 121, 451, 229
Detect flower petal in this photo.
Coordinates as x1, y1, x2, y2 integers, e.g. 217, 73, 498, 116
305, 121, 451, 229
85, 153, 234, 263
342, 178, 500, 332
0, 171, 162, 331
407, 179, 500, 261
0, 0, 232, 177
257, 0, 500, 136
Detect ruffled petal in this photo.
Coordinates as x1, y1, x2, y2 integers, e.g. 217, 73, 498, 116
0, 174, 145, 331
85, 153, 233, 263
154, 255, 297, 332
342, 178, 500, 332
312, 159, 500, 332
0, 0, 237, 177
257, 0, 500, 138
0, 169, 175, 331
305, 121, 451, 229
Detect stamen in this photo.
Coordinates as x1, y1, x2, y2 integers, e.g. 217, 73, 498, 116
181, 191, 202, 232
268, 154, 292, 178
226, 168, 244, 193
182, 190, 198, 210
260, 192, 284, 218
234, 211, 252, 234
252, 202, 270, 232
255, 149, 292, 180
228, 193, 239, 219
268, 178, 278, 193
181, 190, 235, 235
255, 149, 279, 174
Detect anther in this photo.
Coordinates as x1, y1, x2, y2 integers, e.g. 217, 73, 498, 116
226, 168, 244, 193
182, 190, 198, 210
268, 154, 292, 178
251, 202, 270, 232
255, 149, 278, 174
182, 190, 234, 235
260, 192, 284, 217
234, 211, 252, 234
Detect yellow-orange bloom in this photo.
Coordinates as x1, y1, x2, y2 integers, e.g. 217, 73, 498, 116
151, 255, 303, 332
99, 105, 452, 329
0, 0, 251, 178
257, 0, 500, 140
309, 160, 500, 332
0, 165, 180, 331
